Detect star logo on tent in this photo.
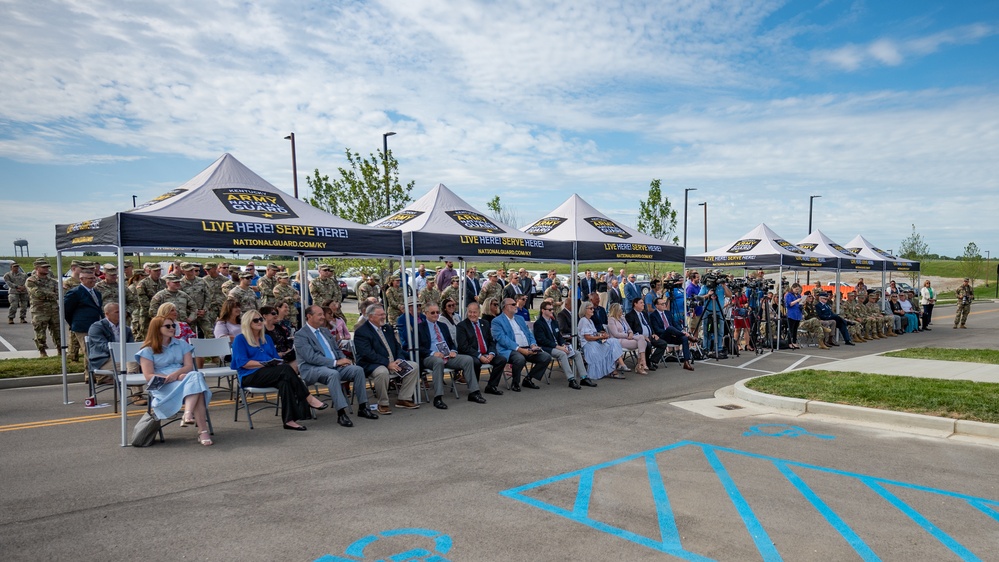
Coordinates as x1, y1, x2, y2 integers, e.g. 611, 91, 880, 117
262, 213, 273, 218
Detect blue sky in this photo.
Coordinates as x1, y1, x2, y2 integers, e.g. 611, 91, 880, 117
2, 0, 997, 258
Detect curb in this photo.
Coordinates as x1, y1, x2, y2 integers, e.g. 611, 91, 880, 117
0, 373, 85, 390
733, 376, 999, 440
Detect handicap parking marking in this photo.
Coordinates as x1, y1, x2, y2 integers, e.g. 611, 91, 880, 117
743, 423, 836, 440
500, 441, 999, 561
314, 527, 453, 561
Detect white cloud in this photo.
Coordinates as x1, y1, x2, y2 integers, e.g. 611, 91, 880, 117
815, 23, 997, 71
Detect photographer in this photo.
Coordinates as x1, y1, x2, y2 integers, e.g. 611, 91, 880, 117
698, 270, 732, 357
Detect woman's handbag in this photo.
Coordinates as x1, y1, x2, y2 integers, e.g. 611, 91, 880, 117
130, 413, 161, 447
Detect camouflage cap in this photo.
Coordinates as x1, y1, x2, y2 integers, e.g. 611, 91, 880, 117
164, 273, 182, 282
369, 274, 380, 281
33, 258, 51, 268
552, 277, 561, 285
266, 263, 279, 270
218, 262, 230, 268
181, 262, 199, 272
318, 264, 334, 272
239, 271, 254, 279
70, 260, 82, 268
122, 260, 133, 268
276, 272, 290, 280
389, 275, 400, 282
147, 263, 162, 272
204, 261, 218, 269
103, 264, 118, 274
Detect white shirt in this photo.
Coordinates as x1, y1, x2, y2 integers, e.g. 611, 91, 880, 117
415, 275, 427, 293
507, 314, 529, 347
899, 300, 914, 314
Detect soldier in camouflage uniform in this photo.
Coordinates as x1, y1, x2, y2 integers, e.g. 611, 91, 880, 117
220, 263, 239, 296
357, 274, 382, 314
134, 264, 166, 339
4, 262, 28, 323
256, 263, 280, 308
954, 278, 974, 328
542, 276, 565, 315
62, 261, 85, 360
179, 263, 213, 338
866, 292, 896, 337
859, 292, 887, 338
149, 274, 196, 324
310, 264, 341, 307
94, 264, 138, 325
199, 262, 227, 324
418, 280, 442, 309
441, 276, 461, 307
272, 272, 301, 328
384, 275, 406, 325
26, 259, 60, 357
850, 291, 882, 340
477, 271, 505, 309
799, 293, 830, 350
228, 271, 259, 312
838, 293, 867, 343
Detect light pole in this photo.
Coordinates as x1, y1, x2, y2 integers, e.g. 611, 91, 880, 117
698, 202, 707, 252
986, 250, 991, 287
131, 195, 137, 208
284, 133, 298, 198
383, 131, 396, 213
683, 188, 697, 251
807, 195, 821, 285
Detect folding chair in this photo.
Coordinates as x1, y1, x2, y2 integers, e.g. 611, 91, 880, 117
420, 365, 460, 401
108, 342, 147, 413
192, 338, 237, 397
84, 336, 118, 405
234, 376, 280, 429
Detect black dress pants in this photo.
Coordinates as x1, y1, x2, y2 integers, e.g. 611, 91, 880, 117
242, 364, 310, 423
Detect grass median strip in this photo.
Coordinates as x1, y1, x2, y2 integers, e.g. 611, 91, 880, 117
0, 357, 86, 379
882, 348, 999, 364
745, 370, 999, 424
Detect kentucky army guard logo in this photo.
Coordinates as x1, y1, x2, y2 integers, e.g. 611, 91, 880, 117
214, 188, 299, 220
773, 238, 805, 255
373, 210, 425, 229
728, 238, 761, 253
584, 217, 631, 239
524, 216, 567, 236
445, 210, 505, 234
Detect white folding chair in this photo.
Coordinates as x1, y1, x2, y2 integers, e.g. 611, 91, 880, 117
84, 336, 118, 405
109, 342, 147, 412
192, 338, 237, 396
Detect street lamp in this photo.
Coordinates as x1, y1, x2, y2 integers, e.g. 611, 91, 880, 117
698, 202, 707, 252
683, 188, 697, 251
807, 195, 821, 285
284, 133, 298, 198
131, 195, 137, 208
383, 131, 396, 213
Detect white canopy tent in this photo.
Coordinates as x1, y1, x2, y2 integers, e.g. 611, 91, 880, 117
844, 234, 921, 311
797, 229, 879, 311
55, 153, 403, 445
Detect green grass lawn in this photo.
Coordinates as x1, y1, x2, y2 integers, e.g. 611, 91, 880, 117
0, 357, 86, 378
883, 348, 999, 364
745, 370, 999, 423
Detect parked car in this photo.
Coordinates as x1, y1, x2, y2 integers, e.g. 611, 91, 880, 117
0, 260, 13, 307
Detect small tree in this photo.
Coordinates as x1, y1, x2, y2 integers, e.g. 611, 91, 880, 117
898, 224, 929, 285
636, 179, 679, 277
486, 195, 520, 228
960, 242, 985, 286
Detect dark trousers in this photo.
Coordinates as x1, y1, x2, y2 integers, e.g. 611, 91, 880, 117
922, 304, 934, 328
646, 336, 669, 366
508, 350, 552, 384
473, 356, 508, 389
242, 364, 310, 423
786, 318, 801, 344
829, 314, 851, 343
662, 327, 691, 361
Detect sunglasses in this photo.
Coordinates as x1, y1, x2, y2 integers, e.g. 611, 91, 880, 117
251, 317, 264, 323
427, 311, 440, 315
162, 324, 176, 330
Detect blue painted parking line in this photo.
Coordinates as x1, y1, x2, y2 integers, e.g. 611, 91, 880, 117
501, 441, 999, 560
744, 423, 835, 440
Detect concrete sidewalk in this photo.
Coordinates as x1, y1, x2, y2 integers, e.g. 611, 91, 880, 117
733, 354, 999, 441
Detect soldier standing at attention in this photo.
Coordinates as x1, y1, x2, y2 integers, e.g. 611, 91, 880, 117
310, 264, 340, 307
180, 263, 212, 338
384, 275, 406, 325
543, 276, 565, 315
200, 262, 227, 325
220, 263, 239, 295
441, 276, 461, 306
256, 263, 280, 308
5, 262, 28, 324
477, 271, 504, 307
94, 263, 138, 325
418, 278, 441, 309
134, 263, 165, 339
357, 274, 382, 314
228, 271, 260, 312
273, 272, 301, 327
149, 274, 195, 324
26, 259, 60, 357
954, 278, 974, 329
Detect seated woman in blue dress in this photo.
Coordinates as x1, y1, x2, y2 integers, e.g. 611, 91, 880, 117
136, 316, 213, 446
578, 301, 628, 380
231, 310, 326, 431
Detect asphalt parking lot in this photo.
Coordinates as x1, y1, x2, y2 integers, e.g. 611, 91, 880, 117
1, 302, 997, 561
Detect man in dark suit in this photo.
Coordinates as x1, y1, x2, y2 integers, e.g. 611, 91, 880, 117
353, 303, 419, 414
64, 269, 103, 369
296, 305, 378, 426
623, 273, 642, 313
503, 272, 525, 300
517, 269, 535, 308
533, 301, 596, 389
648, 297, 695, 371
587, 292, 608, 332
608, 278, 623, 308
464, 267, 481, 308
578, 270, 597, 303
419, 303, 481, 408
86, 302, 135, 385
626, 298, 667, 371
457, 302, 507, 396
557, 297, 575, 336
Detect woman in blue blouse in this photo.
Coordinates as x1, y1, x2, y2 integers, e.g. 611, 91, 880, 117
136, 316, 213, 446
784, 283, 804, 350
231, 310, 326, 431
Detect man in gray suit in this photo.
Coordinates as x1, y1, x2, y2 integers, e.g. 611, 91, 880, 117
295, 305, 379, 428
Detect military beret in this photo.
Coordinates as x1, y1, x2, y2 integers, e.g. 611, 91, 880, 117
276, 272, 290, 280
103, 264, 118, 273
164, 274, 182, 282
34, 259, 51, 268
239, 271, 254, 279
181, 263, 199, 272
147, 264, 162, 272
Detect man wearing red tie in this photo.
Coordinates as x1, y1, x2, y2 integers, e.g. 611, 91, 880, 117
457, 302, 508, 397
419, 303, 482, 408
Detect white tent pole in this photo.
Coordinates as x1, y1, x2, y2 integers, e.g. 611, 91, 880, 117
571, 257, 578, 347
57, 251, 69, 404
881, 268, 887, 313
117, 250, 128, 446
298, 254, 308, 318
835, 268, 842, 313
775, 265, 782, 352
458, 259, 465, 316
